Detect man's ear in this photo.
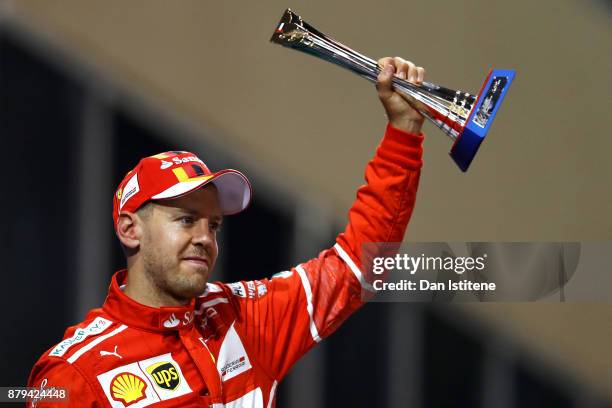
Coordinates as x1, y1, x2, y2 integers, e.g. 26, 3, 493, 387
116, 212, 144, 250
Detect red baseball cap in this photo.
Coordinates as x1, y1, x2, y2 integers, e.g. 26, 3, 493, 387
113, 150, 251, 228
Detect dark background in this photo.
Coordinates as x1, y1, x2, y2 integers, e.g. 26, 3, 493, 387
1, 6, 611, 407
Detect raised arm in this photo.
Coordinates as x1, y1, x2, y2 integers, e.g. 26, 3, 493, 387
214, 57, 426, 382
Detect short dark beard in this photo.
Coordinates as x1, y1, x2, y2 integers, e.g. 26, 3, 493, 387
140, 229, 207, 305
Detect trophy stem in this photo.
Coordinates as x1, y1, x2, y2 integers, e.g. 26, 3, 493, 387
271, 10, 474, 141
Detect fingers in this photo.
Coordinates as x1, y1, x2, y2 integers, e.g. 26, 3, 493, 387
376, 60, 396, 101
377, 57, 394, 71
416, 66, 426, 84
377, 57, 425, 84
394, 57, 416, 82
376, 56, 427, 132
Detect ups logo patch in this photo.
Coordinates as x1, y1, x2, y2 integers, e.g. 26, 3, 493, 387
146, 362, 180, 391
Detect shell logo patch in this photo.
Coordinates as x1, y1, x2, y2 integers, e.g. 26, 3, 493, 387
97, 353, 192, 407
110, 372, 147, 406
146, 362, 180, 391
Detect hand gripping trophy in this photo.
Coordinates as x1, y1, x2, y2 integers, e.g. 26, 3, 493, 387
270, 9, 516, 172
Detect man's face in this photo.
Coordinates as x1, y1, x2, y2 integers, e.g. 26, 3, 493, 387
138, 184, 222, 302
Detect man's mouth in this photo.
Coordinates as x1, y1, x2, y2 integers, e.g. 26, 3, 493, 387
182, 256, 209, 268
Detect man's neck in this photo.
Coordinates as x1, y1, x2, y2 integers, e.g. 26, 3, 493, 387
123, 268, 190, 308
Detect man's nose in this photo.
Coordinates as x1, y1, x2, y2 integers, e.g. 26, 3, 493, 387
191, 220, 215, 247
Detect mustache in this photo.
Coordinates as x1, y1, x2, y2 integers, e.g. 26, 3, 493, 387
182, 248, 211, 259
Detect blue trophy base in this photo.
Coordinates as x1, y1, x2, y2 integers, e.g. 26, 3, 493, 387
450, 69, 516, 172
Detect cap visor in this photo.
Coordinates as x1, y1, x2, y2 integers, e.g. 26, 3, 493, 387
151, 170, 251, 215
210, 169, 252, 215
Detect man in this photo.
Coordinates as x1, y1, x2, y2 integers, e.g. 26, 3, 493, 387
27, 57, 426, 407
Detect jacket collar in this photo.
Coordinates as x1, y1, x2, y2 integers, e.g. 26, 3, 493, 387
102, 269, 197, 332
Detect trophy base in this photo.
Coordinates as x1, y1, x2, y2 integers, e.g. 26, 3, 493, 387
450, 69, 516, 172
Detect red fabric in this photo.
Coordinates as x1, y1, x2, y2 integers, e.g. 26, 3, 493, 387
27, 124, 423, 407
112, 151, 252, 227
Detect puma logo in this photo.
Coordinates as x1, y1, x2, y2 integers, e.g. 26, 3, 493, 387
99, 345, 122, 359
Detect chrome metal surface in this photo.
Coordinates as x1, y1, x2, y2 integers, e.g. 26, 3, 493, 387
270, 9, 477, 140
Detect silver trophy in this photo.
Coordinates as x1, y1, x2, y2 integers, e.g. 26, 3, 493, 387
270, 9, 516, 172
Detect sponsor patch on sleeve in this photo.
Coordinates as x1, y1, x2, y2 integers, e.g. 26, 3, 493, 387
49, 317, 113, 357
242, 280, 268, 299
227, 282, 246, 298
255, 280, 267, 298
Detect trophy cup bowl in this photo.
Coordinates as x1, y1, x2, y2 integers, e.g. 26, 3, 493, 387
270, 9, 516, 172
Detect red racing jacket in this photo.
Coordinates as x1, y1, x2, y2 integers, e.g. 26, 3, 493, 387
27, 124, 423, 407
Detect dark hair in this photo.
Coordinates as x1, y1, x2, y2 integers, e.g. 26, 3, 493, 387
135, 202, 153, 219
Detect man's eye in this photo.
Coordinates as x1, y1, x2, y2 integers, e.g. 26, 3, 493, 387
210, 223, 222, 232
179, 216, 194, 224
